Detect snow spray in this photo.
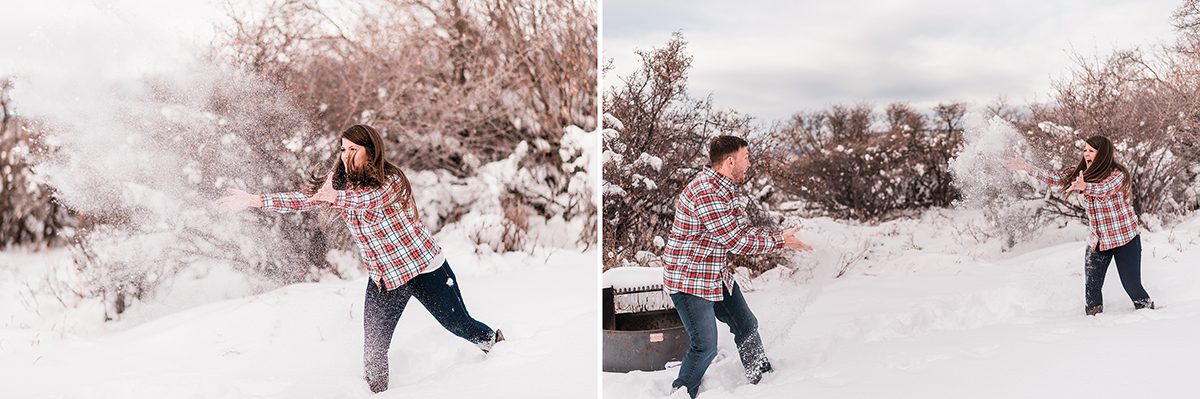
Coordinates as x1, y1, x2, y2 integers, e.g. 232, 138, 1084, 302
948, 114, 1044, 250
1, 4, 332, 303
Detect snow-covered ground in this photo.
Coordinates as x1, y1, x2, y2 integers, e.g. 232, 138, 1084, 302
0, 239, 598, 398
605, 209, 1200, 398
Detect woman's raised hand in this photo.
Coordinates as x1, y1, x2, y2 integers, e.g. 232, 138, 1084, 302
305, 171, 337, 205
1004, 155, 1030, 172
216, 188, 262, 213
1064, 172, 1086, 195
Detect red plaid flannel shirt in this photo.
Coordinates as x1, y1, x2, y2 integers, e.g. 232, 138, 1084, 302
261, 175, 442, 290
1030, 167, 1139, 251
662, 167, 783, 301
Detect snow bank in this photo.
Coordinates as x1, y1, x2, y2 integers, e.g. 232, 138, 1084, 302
0, 247, 598, 398
602, 266, 664, 289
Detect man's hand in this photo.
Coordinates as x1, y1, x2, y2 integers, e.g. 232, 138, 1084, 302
216, 188, 261, 214
305, 172, 337, 205
782, 226, 812, 251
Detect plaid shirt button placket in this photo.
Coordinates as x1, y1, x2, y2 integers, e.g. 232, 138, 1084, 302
662, 168, 783, 301
260, 177, 442, 290
1029, 167, 1139, 251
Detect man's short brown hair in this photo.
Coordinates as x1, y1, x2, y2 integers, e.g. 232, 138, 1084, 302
709, 135, 748, 165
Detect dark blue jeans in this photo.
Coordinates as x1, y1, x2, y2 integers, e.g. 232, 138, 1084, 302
363, 261, 494, 383
670, 283, 769, 398
1085, 235, 1152, 310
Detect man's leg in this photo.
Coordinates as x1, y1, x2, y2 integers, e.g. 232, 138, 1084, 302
363, 278, 414, 392
670, 292, 718, 398
712, 282, 770, 384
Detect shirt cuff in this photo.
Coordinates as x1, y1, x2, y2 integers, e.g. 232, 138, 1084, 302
333, 190, 350, 207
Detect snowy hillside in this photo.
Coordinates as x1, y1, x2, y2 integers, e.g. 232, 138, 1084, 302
0, 239, 598, 398
604, 209, 1200, 398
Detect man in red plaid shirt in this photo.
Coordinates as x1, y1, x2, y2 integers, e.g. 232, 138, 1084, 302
1007, 135, 1153, 316
662, 136, 811, 398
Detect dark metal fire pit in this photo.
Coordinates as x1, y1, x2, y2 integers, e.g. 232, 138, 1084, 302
603, 284, 690, 373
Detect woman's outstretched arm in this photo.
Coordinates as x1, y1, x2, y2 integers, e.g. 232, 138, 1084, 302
217, 188, 323, 214
1006, 156, 1067, 185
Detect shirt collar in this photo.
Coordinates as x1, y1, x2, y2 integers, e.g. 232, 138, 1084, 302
703, 166, 737, 192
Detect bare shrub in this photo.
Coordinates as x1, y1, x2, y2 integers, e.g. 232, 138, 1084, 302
216, 0, 597, 177
761, 102, 965, 220
1027, 43, 1200, 220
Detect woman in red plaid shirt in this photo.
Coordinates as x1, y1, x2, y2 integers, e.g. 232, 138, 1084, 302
1007, 135, 1153, 316
217, 124, 502, 393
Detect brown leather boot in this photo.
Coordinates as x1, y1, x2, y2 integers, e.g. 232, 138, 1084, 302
1085, 304, 1103, 316
479, 329, 505, 353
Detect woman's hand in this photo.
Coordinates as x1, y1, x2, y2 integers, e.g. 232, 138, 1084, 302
1004, 155, 1030, 172
216, 188, 262, 213
1064, 172, 1086, 195
305, 172, 337, 205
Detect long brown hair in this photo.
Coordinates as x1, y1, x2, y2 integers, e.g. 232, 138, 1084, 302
309, 124, 419, 218
1059, 135, 1133, 201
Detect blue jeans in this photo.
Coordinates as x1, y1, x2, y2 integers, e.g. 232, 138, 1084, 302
670, 283, 770, 398
1085, 235, 1152, 310
363, 261, 495, 383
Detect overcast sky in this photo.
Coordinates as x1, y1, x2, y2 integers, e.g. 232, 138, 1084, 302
0, 0, 222, 81
603, 0, 1182, 124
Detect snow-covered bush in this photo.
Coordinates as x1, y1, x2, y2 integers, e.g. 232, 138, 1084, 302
0, 78, 78, 248
217, 0, 601, 250
762, 102, 964, 220
218, 0, 597, 177
410, 126, 598, 252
